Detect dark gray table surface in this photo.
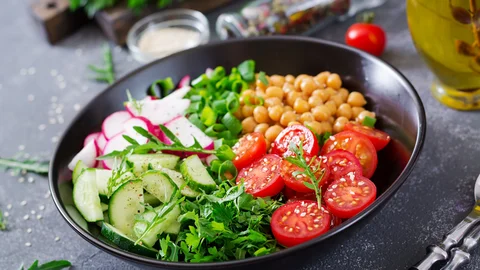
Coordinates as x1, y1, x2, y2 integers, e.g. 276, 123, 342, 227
1, 0, 480, 269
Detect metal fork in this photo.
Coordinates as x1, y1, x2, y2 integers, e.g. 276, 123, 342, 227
411, 174, 480, 270
440, 224, 480, 270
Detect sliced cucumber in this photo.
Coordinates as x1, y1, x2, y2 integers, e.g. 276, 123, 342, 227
96, 170, 135, 197
128, 153, 180, 176
180, 155, 216, 192
133, 205, 180, 247
160, 168, 200, 198
144, 192, 161, 207
65, 205, 88, 231
73, 169, 103, 222
101, 222, 158, 258
108, 180, 144, 238
165, 221, 181, 235
72, 160, 88, 185
141, 171, 176, 203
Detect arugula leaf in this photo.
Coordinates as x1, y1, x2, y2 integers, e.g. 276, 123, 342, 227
0, 157, 49, 175
23, 259, 71, 270
0, 208, 6, 231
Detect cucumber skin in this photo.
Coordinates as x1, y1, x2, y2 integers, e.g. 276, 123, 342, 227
72, 160, 88, 185
180, 156, 217, 193
73, 169, 104, 222
101, 223, 158, 258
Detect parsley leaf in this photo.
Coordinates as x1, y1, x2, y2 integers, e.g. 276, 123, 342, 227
22, 259, 71, 270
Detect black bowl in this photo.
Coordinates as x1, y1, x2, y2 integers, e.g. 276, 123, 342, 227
49, 36, 426, 270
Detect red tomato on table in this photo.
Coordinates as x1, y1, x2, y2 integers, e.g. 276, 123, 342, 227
271, 125, 319, 158
325, 149, 363, 180
232, 132, 267, 170
345, 23, 386, 56
324, 176, 377, 219
237, 154, 284, 197
271, 200, 331, 247
321, 131, 377, 178
344, 122, 391, 151
280, 157, 330, 193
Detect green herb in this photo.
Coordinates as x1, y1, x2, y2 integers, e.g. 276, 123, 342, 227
237, 60, 256, 82
149, 77, 175, 98
284, 141, 326, 208
88, 44, 115, 84
20, 259, 71, 270
258, 71, 269, 86
305, 125, 332, 148
0, 208, 6, 231
126, 90, 143, 114
70, 0, 181, 17
0, 157, 49, 175
362, 116, 377, 127
106, 152, 134, 198
157, 182, 282, 262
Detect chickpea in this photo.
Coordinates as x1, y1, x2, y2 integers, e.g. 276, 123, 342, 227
280, 111, 297, 127
312, 89, 330, 102
264, 97, 282, 108
325, 87, 337, 97
352, 106, 366, 118
300, 112, 315, 123
314, 71, 330, 88
242, 117, 257, 134
255, 90, 266, 100
241, 89, 256, 104
254, 123, 270, 135
256, 76, 270, 90
328, 116, 335, 124
285, 74, 295, 84
286, 91, 302, 107
265, 125, 284, 142
265, 139, 272, 150
241, 105, 254, 117
283, 105, 293, 112
283, 83, 296, 94
300, 78, 317, 96
233, 108, 243, 120
293, 99, 310, 114
270, 75, 285, 87
321, 121, 333, 133
308, 96, 323, 107
294, 74, 309, 90
347, 91, 367, 107
286, 121, 300, 127
253, 106, 269, 123
338, 88, 349, 102
336, 103, 353, 119
325, 100, 337, 115
266, 86, 284, 99
304, 120, 323, 134
268, 105, 284, 122
333, 117, 349, 134
311, 105, 330, 122
327, 73, 342, 90
329, 94, 344, 107
356, 110, 376, 123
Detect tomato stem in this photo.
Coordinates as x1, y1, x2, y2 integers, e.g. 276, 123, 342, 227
357, 12, 375, 24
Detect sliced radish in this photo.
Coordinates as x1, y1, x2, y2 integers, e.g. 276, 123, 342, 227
102, 132, 148, 169
123, 117, 155, 142
163, 116, 214, 157
177, 75, 191, 89
96, 133, 108, 153
84, 132, 101, 147
125, 99, 190, 125
165, 86, 191, 100
205, 155, 218, 166
96, 162, 104, 169
102, 111, 133, 140
68, 140, 99, 170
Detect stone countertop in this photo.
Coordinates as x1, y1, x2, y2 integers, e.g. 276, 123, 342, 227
1, 0, 479, 269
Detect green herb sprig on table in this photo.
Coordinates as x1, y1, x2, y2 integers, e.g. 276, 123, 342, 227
284, 141, 326, 208
20, 260, 71, 270
88, 44, 115, 84
0, 157, 49, 175
0, 208, 6, 231
70, 0, 184, 17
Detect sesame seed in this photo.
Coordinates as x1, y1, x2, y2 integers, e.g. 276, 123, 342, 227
7, 204, 12, 210
73, 104, 81, 111
50, 96, 58, 102
18, 177, 25, 183
300, 212, 306, 217
55, 107, 63, 114
4, 212, 9, 217
50, 69, 58, 76
327, 198, 333, 202
30, 210, 36, 215
23, 215, 29, 220
57, 116, 64, 124
20, 68, 27, 75
350, 191, 355, 195
27, 67, 36, 75
38, 124, 46, 131
10, 171, 16, 176
36, 215, 42, 220
27, 94, 35, 101
54, 236, 60, 242
51, 136, 59, 143
18, 145, 25, 151
27, 228, 32, 233
49, 118, 57, 124
44, 191, 51, 198
25, 242, 31, 247
20, 200, 27, 206
58, 82, 66, 89
38, 205, 45, 211
332, 192, 337, 197
358, 181, 365, 186
27, 177, 34, 183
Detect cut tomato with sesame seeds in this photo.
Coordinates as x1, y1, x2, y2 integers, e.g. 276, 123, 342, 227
344, 122, 391, 151
325, 149, 363, 180
237, 154, 284, 197
271, 125, 319, 158
271, 200, 331, 247
280, 157, 330, 193
320, 131, 377, 178
324, 176, 376, 219
232, 132, 268, 170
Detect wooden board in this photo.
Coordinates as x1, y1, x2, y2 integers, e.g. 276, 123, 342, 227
30, 0, 89, 45
95, 0, 233, 45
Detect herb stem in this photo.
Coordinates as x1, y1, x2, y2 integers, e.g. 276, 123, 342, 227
0, 158, 49, 174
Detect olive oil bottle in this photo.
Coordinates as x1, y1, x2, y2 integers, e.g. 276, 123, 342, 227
407, 0, 480, 110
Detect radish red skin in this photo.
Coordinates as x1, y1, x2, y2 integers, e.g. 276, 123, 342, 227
102, 111, 133, 140
84, 132, 101, 147
68, 140, 99, 170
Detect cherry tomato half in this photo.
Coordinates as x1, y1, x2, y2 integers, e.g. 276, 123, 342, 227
281, 157, 330, 193
271, 200, 331, 247
324, 176, 377, 219
344, 122, 391, 151
345, 23, 386, 56
232, 132, 267, 170
237, 154, 284, 197
325, 149, 363, 180
271, 125, 319, 158
321, 131, 378, 178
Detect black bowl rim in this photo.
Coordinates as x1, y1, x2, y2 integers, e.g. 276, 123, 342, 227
49, 36, 426, 269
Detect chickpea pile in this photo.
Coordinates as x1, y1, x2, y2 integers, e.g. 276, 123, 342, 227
235, 72, 376, 146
